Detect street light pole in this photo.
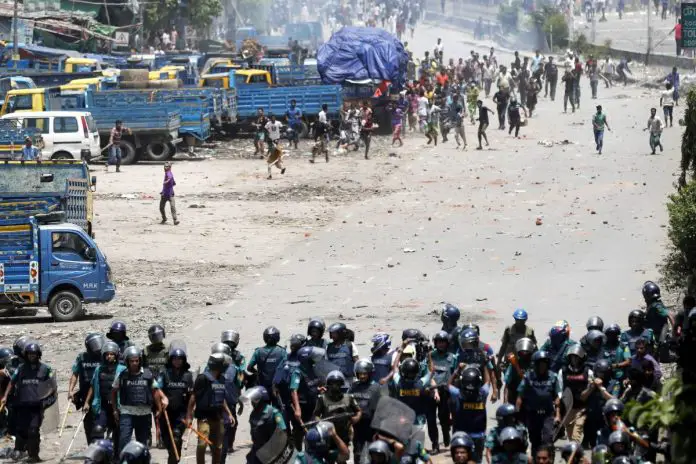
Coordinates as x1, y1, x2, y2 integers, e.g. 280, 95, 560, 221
12, 0, 19, 59
646, 0, 653, 64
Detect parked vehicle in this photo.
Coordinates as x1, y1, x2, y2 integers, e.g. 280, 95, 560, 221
1, 111, 101, 161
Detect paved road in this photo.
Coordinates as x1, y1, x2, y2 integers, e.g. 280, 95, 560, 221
176, 23, 682, 462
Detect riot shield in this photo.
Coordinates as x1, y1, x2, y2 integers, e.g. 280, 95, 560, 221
40, 373, 59, 433
168, 339, 188, 356
370, 396, 416, 444
313, 359, 343, 385
255, 427, 298, 464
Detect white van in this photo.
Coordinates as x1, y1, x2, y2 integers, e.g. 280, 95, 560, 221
0, 111, 101, 161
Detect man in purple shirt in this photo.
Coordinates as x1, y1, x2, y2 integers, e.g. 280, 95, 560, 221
160, 162, 179, 225
630, 337, 661, 383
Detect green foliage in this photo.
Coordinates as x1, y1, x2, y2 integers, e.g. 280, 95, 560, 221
498, 2, 520, 31
625, 377, 696, 463
682, 88, 696, 177
144, 0, 222, 36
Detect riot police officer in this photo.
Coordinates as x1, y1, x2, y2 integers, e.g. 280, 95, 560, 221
307, 319, 328, 349
457, 328, 499, 401
366, 440, 393, 464
580, 316, 604, 351
83, 439, 114, 464
83, 341, 120, 445
221, 330, 246, 374
497, 309, 537, 369
0, 342, 55, 462
143, 325, 168, 377
503, 337, 535, 406
562, 344, 591, 443
604, 324, 631, 381
300, 421, 350, 463
244, 386, 287, 464
370, 333, 393, 384
273, 334, 306, 450
349, 360, 380, 463
105, 321, 134, 359
112, 346, 164, 454
313, 370, 361, 458
119, 441, 151, 464
326, 323, 357, 380
449, 367, 489, 461
68, 333, 105, 443
620, 310, 655, 356
247, 326, 287, 406
585, 359, 620, 447
584, 330, 608, 368
540, 320, 577, 372
492, 427, 529, 463
596, 398, 624, 446
288, 346, 324, 450
210, 342, 243, 462
0, 347, 12, 437
484, 403, 529, 463
388, 358, 433, 427
428, 330, 456, 453
515, 351, 561, 456
642, 281, 674, 341
450, 432, 477, 464
441, 303, 462, 354
158, 345, 194, 464
187, 353, 234, 464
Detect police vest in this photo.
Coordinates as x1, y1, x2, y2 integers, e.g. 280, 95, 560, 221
296, 370, 320, 405
505, 363, 527, 404
457, 348, 487, 372
503, 325, 534, 355
431, 351, 455, 386
522, 371, 558, 415
16, 363, 51, 406
622, 329, 652, 354
646, 302, 668, 337
161, 368, 193, 412
563, 366, 589, 407
390, 378, 425, 418
144, 344, 168, 376
305, 339, 328, 350
371, 353, 392, 383
349, 381, 377, 419
223, 364, 241, 406
319, 393, 352, 421
445, 326, 462, 354
326, 343, 354, 379
98, 365, 117, 401
78, 352, 102, 392
258, 347, 285, 389
453, 389, 486, 434
250, 405, 278, 446
119, 369, 154, 406
549, 342, 571, 372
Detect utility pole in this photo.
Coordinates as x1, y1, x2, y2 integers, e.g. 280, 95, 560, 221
646, 0, 653, 64
12, 0, 19, 60
139, 2, 144, 53
591, 7, 597, 43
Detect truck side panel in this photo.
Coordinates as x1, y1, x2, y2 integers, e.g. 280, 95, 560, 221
236, 85, 343, 119
0, 219, 40, 304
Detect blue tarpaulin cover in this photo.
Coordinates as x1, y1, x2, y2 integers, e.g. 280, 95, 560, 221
317, 27, 407, 87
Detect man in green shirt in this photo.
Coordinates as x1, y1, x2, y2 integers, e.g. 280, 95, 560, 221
592, 105, 611, 154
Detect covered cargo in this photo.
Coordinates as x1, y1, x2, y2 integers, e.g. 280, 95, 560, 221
317, 27, 408, 88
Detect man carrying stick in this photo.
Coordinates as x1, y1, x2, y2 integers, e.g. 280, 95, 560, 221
158, 345, 193, 464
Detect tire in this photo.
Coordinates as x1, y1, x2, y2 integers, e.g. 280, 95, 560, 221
167, 142, 177, 156
49, 290, 83, 322
144, 141, 172, 161
119, 140, 138, 165
51, 151, 74, 160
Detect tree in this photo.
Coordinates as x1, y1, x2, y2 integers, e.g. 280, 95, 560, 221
680, 88, 696, 187
144, 0, 222, 37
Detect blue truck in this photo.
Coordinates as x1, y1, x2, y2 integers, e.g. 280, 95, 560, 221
0, 161, 115, 321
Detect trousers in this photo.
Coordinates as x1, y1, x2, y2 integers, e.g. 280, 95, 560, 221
119, 413, 152, 454
160, 195, 178, 222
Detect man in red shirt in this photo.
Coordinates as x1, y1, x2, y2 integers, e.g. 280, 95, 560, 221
675, 18, 683, 56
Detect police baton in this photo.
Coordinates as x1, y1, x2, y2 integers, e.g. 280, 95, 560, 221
301, 412, 355, 428
181, 419, 213, 446
163, 410, 180, 462
61, 411, 86, 462
58, 402, 72, 438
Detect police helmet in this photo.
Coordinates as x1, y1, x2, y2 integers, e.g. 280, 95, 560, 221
241, 386, 270, 407
23, 342, 41, 359
371, 333, 392, 354
304, 424, 329, 455
602, 398, 624, 417
207, 353, 226, 371
354, 359, 375, 376
328, 323, 347, 337
0, 347, 14, 367
594, 359, 612, 377
84, 439, 113, 463
607, 430, 630, 453
566, 344, 587, 361
458, 328, 478, 348
107, 320, 127, 336
168, 348, 190, 370
586, 316, 604, 332
628, 310, 645, 325
326, 370, 346, 387
123, 346, 141, 362
368, 440, 392, 460
289, 334, 307, 352
604, 323, 621, 338
90, 424, 106, 440
642, 281, 661, 301
549, 320, 570, 338
399, 358, 419, 380
221, 330, 240, 349
587, 330, 606, 347
513, 308, 528, 321
263, 326, 281, 345
13, 335, 30, 357
307, 318, 326, 337
460, 367, 483, 392
532, 350, 551, 365
119, 441, 150, 464
101, 341, 120, 361
85, 333, 105, 354
561, 442, 584, 462
441, 303, 461, 324
462, 323, 481, 336
402, 328, 425, 342
495, 403, 516, 422
433, 330, 450, 344
297, 346, 325, 365
147, 325, 165, 344
515, 337, 535, 355
450, 431, 475, 454
498, 426, 524, 446
211, 342, 232, 357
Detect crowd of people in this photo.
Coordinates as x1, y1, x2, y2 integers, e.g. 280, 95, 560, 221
0, 279, 692, 464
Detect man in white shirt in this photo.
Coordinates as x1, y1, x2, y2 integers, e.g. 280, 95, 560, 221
644, 107, 664, 154
265, 114, 283, 149
660, 82, 675, 127
435, 37, 444, 56
265, 115, 285, 179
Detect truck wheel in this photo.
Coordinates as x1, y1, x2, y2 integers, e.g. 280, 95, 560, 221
144, 141, 172, 161
49, 291, 84, 322
299, 121, 309, 138
119, 140, 138, 165
51, 151, 74, 160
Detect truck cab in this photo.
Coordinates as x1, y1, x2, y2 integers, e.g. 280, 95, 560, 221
64, 58, 103, 74
199, 69, 272, 90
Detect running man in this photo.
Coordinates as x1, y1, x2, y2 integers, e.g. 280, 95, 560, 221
644, 107, 664, 155
476, 100, 494, 150
592, 105, 611, 154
